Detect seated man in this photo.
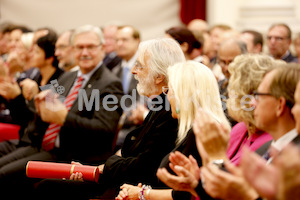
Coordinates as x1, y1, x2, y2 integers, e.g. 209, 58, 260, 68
0, 24, 123, 200
35, 37, 186, 200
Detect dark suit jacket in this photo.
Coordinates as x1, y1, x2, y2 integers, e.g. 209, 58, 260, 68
8, 67, 64, 141
101, 93, 178, 188
103, 52, 122, 71
56, 65, 123, 163
255, 134, 300, 157
9, 65, 123, 164
282, 51, 298, 63
112, 62, 138, 96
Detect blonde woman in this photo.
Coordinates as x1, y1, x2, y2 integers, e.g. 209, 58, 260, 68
116, 60, 230, 200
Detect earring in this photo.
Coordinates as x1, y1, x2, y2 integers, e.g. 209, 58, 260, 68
176, 105, 180, 114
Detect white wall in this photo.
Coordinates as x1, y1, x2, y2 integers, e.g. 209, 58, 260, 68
2, 0, 300, 40
207, 0, 300, 36
0, 0, 183, 40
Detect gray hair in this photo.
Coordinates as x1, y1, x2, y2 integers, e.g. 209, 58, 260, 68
219, 38, 248, 55
71, 24, 105, 45
138, 38, 186, 83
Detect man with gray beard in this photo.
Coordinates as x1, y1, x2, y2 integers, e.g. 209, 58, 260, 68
35, 38, 186, 200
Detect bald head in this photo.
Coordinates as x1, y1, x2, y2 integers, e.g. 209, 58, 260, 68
218, 39, 247, 78
187, 19, 209, 33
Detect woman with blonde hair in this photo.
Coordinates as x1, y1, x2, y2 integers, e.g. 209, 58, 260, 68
116, 60, 230, 200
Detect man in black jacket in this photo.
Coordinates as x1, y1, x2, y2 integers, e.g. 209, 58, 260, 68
35, 37, 186, 200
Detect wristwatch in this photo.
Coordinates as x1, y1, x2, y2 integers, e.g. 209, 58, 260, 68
212, 159, 227, 172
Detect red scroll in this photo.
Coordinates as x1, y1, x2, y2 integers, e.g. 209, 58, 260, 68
26, 161, 99, 182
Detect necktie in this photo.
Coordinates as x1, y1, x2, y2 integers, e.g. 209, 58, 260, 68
262, 150, 271, 161
42, 76, 84, 151
122, 67, 130, 94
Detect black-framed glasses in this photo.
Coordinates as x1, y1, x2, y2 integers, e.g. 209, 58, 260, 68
253, 91, 274, 100
162, 86, 169, 95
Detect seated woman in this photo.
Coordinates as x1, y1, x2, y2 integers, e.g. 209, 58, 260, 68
116, 60, 230, 200
156, 54, 280, 199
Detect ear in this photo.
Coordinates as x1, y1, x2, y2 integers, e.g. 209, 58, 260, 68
155, 74, 165, 85
45, 56, 54, 65
181, 42, 189, 53
276, 97, 287, 117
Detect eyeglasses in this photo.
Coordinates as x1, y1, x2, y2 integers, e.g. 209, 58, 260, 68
133, 61, 144, 71
253, 91, 274, 101
162, 86, 169, 95
74, 44, 101, 52
217, 59, 233, 67
55, 45, 70, 51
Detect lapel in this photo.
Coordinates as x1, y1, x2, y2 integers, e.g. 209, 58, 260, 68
65, 65, 104, 112
127, 93, 169, 152
60, 72, 77, 97
292, 134, 300, 147
255, 140, 273, 156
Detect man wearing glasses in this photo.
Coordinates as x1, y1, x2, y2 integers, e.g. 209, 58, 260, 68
252, 63, 300, 160
0, 24, 123, 199
267, 23, 298, 63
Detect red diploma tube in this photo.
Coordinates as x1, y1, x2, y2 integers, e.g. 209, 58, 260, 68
26, 161, 99, 182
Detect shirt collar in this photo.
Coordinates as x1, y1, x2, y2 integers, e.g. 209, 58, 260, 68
121, 51, 139, 69
271, 128, 298, 151
77, 61, 102, 87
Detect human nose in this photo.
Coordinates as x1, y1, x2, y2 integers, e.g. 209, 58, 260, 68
131, 65, 137, 74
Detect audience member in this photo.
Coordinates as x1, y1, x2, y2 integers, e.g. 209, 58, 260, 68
187, 19, 211, 66
187, 19, 209, 34
196, 60, 299, 200
293, 32, 300, 61
116, 60, 230, 200
240, 66, 300, 199
0, 24, 123, 199
5, 25, 32, 79
102, 23, 122, 70
156, 54, 276, 199
165, 27, 208, 66
208, 24, 232, 65
34, 37, 185, 200
240, 30, 264, 53
0, 28, 63, 156
217, 38, 247, 126
55, 30, 79, 72
0, 23, 16, 61
112, 25, 142, 149
253, 63, 300, 159
267, 23, 298, 63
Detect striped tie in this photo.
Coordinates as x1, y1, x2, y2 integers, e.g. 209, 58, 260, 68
42, 76, 84, 151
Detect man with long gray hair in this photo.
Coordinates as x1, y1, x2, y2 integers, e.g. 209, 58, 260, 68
35, 37, 186, 200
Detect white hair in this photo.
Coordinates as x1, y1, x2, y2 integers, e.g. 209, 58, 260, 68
71, 24, 105, 45
138, 38, 186, 83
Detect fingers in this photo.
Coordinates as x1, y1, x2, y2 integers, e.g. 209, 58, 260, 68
116, 188, 128, 200
70, 172, 83, 181
173, 165, 190, 177
71, 161, 82, 165
169, 151, 190, 167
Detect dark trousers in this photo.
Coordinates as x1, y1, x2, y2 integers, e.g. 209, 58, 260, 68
0, 146, 55, 200
35, 179, 109, 200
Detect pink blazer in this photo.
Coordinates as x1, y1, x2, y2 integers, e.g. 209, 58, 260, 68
226, 122, 272, 165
